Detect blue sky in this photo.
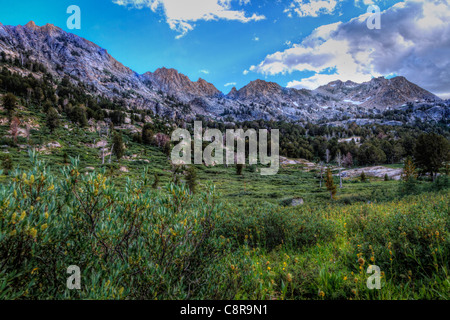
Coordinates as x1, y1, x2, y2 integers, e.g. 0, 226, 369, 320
1, 0, 449, 97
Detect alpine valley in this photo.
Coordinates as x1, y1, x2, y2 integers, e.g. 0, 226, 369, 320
1, 20, 450, 302
1, 21, 448, 126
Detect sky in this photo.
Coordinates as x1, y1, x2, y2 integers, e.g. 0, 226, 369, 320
0, 0, 449, 98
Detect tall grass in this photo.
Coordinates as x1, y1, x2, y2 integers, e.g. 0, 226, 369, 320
0, 152, 449, 300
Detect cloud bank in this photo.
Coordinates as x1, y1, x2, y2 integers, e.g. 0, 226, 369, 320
113, 0, 265, 38
249, 0, 450, 97
284, 0, 339, 18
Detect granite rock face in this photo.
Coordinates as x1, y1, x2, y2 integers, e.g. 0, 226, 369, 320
0, 21, 448, 126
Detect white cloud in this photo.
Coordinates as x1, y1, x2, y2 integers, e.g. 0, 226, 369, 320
199, 69, 210, 74
253, 36, 260, 41
285, 0, 339, 18
249, 0, 450, 97
113, 0, 265, 38
224, 82, 237, 86
354, 0, 378, 7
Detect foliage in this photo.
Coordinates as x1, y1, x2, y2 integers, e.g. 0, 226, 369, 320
112, 132, 124, 162
0, 62, 449, 300
185, 166, 197, 194
360, 171, 367, 183
401, 156, 417, 182
414, 133, 450, 179
0, 152, 226, 299
0, 154, 449, 299
46, 107, 60, 133
1, 154, 13, 175
2, 92, 17, 118
325, 168, 337, 200
152, 173, 160, 189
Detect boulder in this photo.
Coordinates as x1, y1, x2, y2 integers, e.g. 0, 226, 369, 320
291, 198, 304, 206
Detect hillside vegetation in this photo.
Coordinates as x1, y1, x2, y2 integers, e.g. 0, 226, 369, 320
0, 59, 449, 300
0, 152, 449, 299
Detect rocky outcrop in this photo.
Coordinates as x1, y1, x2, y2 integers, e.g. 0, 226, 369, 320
0, 21, 447, 125
341, 166, 403, 181
316, 76, 440, 110
142, 68, 220, 101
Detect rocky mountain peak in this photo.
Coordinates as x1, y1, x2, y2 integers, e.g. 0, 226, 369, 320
317, 76, 440, 110
0, 21, 445, 124
22, 21, 61, 35
144, 67, 220, 101
228, 87, 239, 99
234, 79, 284, 100
25, 21, 38, 30
0, 21, 147, 100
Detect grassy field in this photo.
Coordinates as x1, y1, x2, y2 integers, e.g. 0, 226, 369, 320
0, 113, 405, 208
0, 106, 449, 300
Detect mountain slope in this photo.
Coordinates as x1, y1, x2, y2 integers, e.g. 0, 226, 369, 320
0, 21, 151, 98
0, 21, 446, 124
316, 76, 439, 110
142, 67, 220, 101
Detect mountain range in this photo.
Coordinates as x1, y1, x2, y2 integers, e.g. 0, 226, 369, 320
0, 21, 448, 125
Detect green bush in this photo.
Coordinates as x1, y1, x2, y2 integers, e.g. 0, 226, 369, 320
218, 203, 336, 250
0, 151, 226, 299
345, 193, 449, 278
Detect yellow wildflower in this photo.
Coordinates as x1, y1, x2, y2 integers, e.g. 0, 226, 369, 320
30, 228, 37, 238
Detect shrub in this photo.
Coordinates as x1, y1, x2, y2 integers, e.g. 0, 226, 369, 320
345, 193, 450, 278
185, 165, 197, 194
218, 204, 336, 250
0, 152, 226, 299
1, 154, 13, 175
360, 171, 367, 183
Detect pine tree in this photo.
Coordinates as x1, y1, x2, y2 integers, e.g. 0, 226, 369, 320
112, 132, 124, 162
360, 171, 367, 183
401, 156, 417, 182
3, 92, 17, 119
325, 167, 337, 200
414, 133, 450, 181
185, 166, 197, 194
142, 123, 154, 145
46, 107, 60, 133
400, 156, 418, 195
